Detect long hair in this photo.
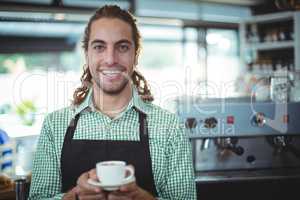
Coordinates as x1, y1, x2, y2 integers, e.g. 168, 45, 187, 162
73, 5, 153, 105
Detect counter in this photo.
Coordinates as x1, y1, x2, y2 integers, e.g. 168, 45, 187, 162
195, 168, 300, 200
195, 167, 300, 183
0, 187, 14, 200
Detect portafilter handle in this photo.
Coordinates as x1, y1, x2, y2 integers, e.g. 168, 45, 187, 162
267, 136, 300, 159
215, 137, 244, 156
200, 138, 211, 151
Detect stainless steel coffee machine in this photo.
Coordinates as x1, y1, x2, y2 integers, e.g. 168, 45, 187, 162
175, 97, 300, 200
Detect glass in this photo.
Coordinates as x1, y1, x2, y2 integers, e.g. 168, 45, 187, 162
270, 71, 291, 102
290, 72, 300, 102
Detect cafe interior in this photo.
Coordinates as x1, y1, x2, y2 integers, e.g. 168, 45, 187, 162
0, 0, 300, 199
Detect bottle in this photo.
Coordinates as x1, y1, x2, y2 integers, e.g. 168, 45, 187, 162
15, 178, 28, 200
0, 129, 14, 176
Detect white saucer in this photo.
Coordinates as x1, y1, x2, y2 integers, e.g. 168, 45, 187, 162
87, 176, 136, 191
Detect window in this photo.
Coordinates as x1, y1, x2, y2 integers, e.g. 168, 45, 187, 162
181, 27, 240, 98
138, 25, 184, 107
0, 51, 83, 137
206, 29, 240, 97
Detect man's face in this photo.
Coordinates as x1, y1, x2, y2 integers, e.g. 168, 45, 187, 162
86, 18, 136, 95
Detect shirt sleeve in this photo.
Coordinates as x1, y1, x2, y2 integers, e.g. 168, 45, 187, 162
28, 115, 65, 200
158, 118, 197, 200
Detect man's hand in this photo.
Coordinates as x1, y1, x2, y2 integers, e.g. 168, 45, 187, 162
107, 182, 156, 200
75, 168, 108, 200
62, 187, 77, 200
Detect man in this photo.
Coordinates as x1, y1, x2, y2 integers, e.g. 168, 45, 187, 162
29, 5, 196, 200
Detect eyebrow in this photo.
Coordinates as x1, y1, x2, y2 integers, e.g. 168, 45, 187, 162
90, 39, 105, 45
90, 39, 133, 46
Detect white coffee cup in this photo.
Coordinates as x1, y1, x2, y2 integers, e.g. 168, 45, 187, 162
96, 161, 134, 185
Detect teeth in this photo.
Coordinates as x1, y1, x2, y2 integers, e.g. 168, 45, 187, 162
102, 70, 122, 75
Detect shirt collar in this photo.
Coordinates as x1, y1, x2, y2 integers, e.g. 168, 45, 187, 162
73, 85, 149, 116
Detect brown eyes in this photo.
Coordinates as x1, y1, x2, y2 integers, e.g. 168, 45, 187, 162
92, 44, 130, 53
93, 45, 105, 52
118, 44, 129, 52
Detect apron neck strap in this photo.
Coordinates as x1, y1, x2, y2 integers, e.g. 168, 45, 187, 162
65, 113, 81, 141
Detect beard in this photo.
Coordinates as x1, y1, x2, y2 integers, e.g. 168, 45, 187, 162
90, 64, 133, 96
93, 76, 130, 95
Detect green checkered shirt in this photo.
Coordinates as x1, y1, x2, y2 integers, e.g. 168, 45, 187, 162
29, 86, 197, 200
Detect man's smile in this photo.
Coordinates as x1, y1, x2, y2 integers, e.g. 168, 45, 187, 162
97, 68, 128, 81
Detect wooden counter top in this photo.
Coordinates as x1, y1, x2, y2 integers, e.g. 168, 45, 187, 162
0, 187, 15, 200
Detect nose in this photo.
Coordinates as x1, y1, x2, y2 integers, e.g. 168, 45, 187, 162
104, 47, 116, 66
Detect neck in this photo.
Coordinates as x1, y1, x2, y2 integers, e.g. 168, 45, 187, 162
92, 83, 132, 118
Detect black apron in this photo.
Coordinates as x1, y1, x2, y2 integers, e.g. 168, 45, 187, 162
60, 108, 158, 196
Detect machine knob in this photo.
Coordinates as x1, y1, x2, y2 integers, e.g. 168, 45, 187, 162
247, 155, 256, 163
185, 118, 197, 129
251, 112, 266, 127
204, 117, 218, 128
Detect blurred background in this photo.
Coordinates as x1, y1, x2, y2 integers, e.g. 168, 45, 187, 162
0, 0, 300, 199
0, 0, 255, 139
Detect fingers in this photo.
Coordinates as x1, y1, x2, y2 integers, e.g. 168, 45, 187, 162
76, 188, 102, 196
122, 165, 136, 193
76, 183, 106, 199
116, 184, 154, 200
77, 193, 107, 200
109, 182, 139, 200
119, 182, 137, 193
88, 169, 98, 180
107, 193, 132, 200
77, 170, 102, 193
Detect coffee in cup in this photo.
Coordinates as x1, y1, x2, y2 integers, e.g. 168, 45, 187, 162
96, 161, 134, 185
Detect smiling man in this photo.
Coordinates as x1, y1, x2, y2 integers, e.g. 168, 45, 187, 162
88, 17, 136, 117
29, 5, 196, 200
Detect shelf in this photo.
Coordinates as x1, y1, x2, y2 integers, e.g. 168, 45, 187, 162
247, 41, 294, 51
243, 11, 294, 24
240, 11, 300, 72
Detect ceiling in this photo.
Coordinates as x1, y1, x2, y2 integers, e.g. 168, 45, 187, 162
0, 0, 274, 23
0, 0, 270, 8
193, 0, 268, 6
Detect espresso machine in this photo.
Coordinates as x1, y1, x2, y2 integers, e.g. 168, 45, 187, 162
175, 97, 300, 200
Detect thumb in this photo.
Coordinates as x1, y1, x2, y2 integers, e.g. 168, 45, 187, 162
88, 168, 98, 180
